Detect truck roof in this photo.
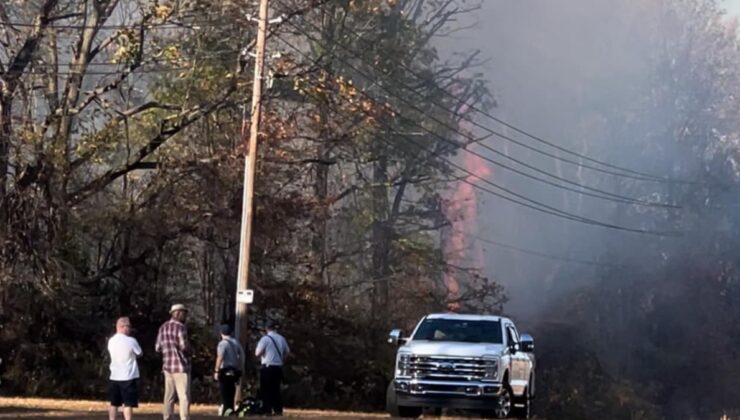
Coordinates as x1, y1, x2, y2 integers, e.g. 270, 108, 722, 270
425, 313, 508, 322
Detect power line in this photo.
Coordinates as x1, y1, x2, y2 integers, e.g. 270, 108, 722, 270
272, 32, 663, 233
383, 122, 679, 235
284, 2, 669, 180
0, 19, 227, 31
0, 0, 324, 31
18, 67, 189, 76
17, 52, 244, 75
6, 8, 679, 235
279, 4, 698, 185
23, 48, 243, 69
273, 32, 681, 237
7, 16, 307, 78
276, 12, 683, 193
13, 51, 243, 76
30, 61, 179, 67
24, 9, 672, 233
323, 235, 638, 292
474, 235, 636, 270
387, 99, 676, 208
476, 139, 676, 207
331, 240, 630, 294
275, 18, 679, 209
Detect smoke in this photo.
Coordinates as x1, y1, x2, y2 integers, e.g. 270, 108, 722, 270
435, 0, 740, 416
435, 0, 683, 319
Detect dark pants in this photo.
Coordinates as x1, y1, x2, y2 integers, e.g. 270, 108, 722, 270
218, 368, 241, 413
259, 365, 283, 415
109, 379, 139, 407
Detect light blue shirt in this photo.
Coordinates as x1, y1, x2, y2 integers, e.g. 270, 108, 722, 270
217, 337, 244, 370
255, 331, 289, 366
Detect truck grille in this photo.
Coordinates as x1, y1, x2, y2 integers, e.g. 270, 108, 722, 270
408, 355, 487, 381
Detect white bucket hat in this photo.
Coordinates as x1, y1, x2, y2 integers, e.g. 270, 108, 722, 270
169, 303, 188, 314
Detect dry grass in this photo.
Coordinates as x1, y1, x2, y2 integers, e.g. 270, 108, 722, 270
0, 397, 387, 419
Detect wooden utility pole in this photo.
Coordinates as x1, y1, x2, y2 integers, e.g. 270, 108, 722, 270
235, 0, 269, 345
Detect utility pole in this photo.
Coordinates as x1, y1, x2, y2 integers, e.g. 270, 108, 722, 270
235, 0, 269, 345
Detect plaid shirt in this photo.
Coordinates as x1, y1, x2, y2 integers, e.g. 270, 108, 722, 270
155, 319, 190, 373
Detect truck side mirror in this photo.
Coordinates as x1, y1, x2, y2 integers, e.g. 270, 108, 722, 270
520, 334, 534, 353
388, 329, 407, 346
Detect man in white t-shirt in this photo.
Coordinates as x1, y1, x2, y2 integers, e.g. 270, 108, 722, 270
108, 317, 143, 420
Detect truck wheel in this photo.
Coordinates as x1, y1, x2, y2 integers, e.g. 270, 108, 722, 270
511, 374, 534, 419
511, 387, 530, 418
492, 383, 512, 419
386, 382, 422, 418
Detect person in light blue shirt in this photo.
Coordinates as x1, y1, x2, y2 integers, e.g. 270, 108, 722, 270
213, 324, 244, 416
255, 320, 289, 416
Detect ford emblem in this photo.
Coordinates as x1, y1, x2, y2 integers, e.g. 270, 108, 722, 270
439, 363, 454, 373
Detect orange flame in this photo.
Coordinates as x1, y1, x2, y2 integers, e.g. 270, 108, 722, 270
443, 148, 491, 312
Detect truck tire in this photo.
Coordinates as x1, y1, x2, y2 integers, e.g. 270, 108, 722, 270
511, 374, 534, 419
484, 375, 512, 419
386, 382, 422, 418
511, 387, 530, 419
496, 384, 512, 419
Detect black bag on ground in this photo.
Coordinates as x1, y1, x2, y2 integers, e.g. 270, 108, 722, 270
234, 395, 264, 416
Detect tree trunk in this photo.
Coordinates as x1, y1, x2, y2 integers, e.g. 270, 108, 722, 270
371, 151, 390, 320
0, 92, 10, 207
313, 152, 329, 284
0, 92, 11, 280
312, 4, 337, 286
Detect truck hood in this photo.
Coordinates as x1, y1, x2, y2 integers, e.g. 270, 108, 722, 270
400, 341, 505, 357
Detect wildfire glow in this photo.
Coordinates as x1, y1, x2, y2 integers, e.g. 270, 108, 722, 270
443, 150, 491, 311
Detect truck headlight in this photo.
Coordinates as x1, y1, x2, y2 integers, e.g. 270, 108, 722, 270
396, 353, 411, 378
483, 356, 499, 381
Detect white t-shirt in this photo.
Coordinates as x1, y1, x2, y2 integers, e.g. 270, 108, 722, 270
108, 333, 142, 381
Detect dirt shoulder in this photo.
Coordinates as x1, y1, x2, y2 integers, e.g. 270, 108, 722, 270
0, 397, 386, 419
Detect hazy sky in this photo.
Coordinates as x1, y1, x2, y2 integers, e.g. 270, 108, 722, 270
437, 0, 740, 320
726, 0, 740, 14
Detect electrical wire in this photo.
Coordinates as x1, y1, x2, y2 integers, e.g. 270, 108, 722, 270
22, 47, 244, 68
279, 3, 699, 185
474, 235, 635, 269
3, 7, 681, 234
17, 67, 190, 76
275, 18, 680, 209
7, 47, 246, 76
301, 203, 650, 274
0, 19, 227, 31
273, 31, 682, 237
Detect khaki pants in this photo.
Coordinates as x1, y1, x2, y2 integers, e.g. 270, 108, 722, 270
163, 372, 190, 420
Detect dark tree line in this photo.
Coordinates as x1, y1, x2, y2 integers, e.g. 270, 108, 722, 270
0, 0, 500, 409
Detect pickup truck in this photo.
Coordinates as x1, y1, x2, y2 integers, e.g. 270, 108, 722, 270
386, 313, 535, 419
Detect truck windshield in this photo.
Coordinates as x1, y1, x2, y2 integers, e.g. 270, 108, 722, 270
412, 319, 503, 344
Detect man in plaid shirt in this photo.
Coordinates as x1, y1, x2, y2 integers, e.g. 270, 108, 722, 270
156, 304, 191, 420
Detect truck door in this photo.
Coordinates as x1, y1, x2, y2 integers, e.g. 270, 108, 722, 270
505, 324, 529, 394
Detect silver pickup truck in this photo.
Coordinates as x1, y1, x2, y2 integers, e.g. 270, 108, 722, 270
386, 313, 535, 419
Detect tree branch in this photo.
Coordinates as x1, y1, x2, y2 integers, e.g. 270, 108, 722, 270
66, 85, 237, 205
3, 0, 59, 90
